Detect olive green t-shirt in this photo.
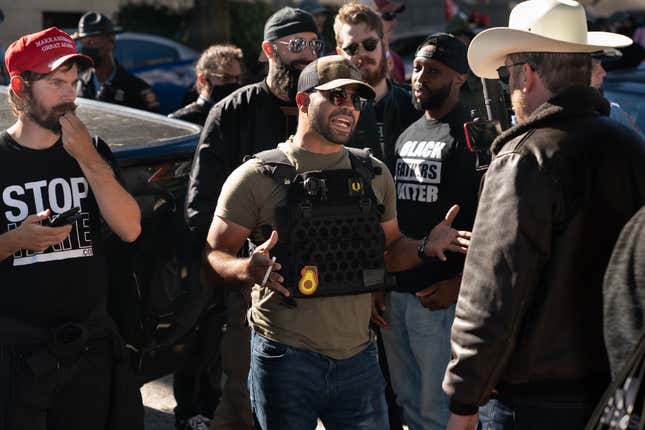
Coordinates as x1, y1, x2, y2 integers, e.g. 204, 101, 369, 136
215, 139, 397, 359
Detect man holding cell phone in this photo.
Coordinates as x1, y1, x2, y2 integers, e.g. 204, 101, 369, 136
0, 27, 141, 430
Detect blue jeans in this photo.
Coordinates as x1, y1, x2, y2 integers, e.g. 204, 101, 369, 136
479, 396, 598, 430
380, 291, 455, 430
248, 331, 388, 430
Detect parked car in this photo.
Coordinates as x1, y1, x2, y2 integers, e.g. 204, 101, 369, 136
0, 88, 207, 383
603, 66, 645, 133
68, 31, 199, 114
115, 32, 199, 115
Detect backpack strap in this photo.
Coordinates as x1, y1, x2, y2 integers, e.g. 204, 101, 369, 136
248, 148, 297, 185
346, 147, 385, 215
347, 147, 382, 183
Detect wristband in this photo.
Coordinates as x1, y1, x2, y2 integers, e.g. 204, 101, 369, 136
417, 234, 433, 262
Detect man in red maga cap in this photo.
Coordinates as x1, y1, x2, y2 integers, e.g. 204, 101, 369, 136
0, 27, 142, 430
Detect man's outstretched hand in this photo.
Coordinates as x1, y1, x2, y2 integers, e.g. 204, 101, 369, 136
425, 205, 471, 261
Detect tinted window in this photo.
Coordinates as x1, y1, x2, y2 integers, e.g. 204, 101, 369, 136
115, 39, 179, 69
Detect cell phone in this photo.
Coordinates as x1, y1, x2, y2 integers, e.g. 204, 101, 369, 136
50, 207, 82, 227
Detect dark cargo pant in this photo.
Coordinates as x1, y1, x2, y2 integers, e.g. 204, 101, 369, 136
0, 339, 113, 430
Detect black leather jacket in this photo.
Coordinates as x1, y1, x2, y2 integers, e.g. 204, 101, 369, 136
443, 86, 645, 414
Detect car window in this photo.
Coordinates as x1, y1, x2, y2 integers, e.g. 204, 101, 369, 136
115, 39, 180, 69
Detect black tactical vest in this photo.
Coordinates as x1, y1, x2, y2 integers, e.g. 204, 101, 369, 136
253, 147, 386, 299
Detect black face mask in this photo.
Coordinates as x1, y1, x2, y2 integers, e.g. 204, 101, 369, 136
209, 83, 241, 103
80, 47, 103, 68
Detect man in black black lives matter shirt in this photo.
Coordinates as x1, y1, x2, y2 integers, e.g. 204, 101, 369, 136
0, 27, 142, 430
378, 33, 480, 430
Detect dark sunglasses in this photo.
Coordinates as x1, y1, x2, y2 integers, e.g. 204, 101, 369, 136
319, 88, 363, 111
275, 38, 323, 56
496, 62, 529, 85
341, 38, 380, 56
381, 12, 398, 21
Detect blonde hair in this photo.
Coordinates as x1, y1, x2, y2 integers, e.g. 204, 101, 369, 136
334, 2, 384, 47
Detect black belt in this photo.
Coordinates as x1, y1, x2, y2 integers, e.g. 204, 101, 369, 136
0, 315, 118, 360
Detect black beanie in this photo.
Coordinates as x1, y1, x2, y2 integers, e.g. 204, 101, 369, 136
263, 7, 318, 42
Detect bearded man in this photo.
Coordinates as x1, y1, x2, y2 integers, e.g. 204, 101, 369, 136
184, 7, 321, 430
0, 27, 141, 430
442, 1, 645, 429
203, 54, 470, 430
372, 33, 480, 430
334, 2, 420, 173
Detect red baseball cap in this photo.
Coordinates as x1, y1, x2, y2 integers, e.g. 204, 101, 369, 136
4, 27, 93, 78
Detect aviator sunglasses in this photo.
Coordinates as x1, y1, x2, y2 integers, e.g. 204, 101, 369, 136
496, 62, 530, 85
341, 38, 380, 57
274, 38, 324, 56
318, 88, 364, 111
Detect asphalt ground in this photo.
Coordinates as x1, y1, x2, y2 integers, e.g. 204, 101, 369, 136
141, 375, 328, 429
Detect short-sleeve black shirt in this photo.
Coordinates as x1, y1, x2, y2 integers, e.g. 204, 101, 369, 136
0, 132, 109, 326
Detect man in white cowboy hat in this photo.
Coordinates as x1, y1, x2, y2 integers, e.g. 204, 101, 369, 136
441, 1, 645, 429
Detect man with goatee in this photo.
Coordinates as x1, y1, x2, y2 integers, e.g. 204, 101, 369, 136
0, 27, 141, 430
184, 7, 321, 430
203, 55, 470, 430
333, 5, 422, 428
334, 2, 420, 174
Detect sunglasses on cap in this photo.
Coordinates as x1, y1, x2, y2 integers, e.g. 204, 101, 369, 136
381, 12, 398, 21
317, 88, 364, 111
341, 38, 380, 57
274, 38, 324, 56
496, 62, 530, 85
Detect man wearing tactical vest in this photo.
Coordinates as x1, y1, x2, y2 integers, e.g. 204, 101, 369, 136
184, 8, 321, 430
204, 55, 471, 429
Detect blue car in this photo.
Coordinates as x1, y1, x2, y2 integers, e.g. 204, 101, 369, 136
67, 31, 200, 114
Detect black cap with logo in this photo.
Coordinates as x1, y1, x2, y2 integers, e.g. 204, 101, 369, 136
415, 32, 469, 74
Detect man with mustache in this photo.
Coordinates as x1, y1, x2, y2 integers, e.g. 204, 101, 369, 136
375, 33, 480, 430
0, 27, 142, 430
185, 7, 320, 430
73, 11, 160, 113
334, 2, 420, 174
443, 1, 645, 428
204, 55, 470, 429
333, 5, 420, 429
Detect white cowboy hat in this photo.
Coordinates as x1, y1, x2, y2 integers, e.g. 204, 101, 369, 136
467, 0, 633, 79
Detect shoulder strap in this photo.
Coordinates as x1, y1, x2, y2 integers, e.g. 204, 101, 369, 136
248, 148, 297, 185
347, 147, 381, 183
347, 147, 385, 215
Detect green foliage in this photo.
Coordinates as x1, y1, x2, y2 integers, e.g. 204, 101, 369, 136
115, 2, 192, 43
229, 2, 275, 72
